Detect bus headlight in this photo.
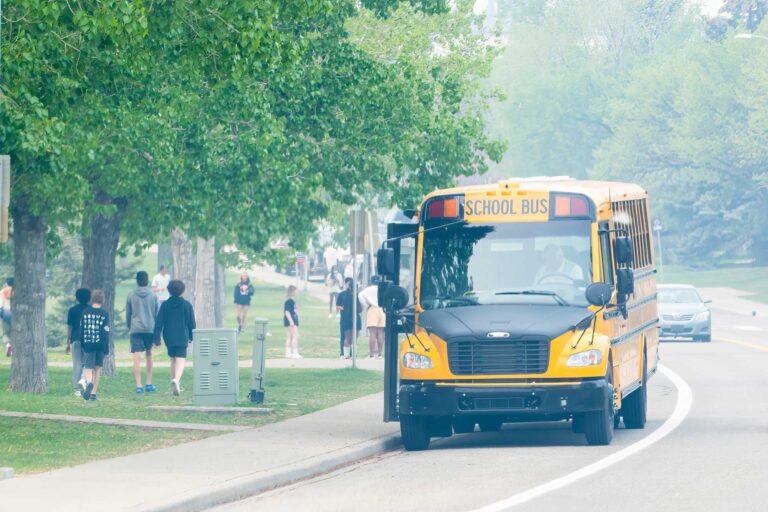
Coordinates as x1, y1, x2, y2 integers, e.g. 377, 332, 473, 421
403, 352, 433, 369
566, 349, 603, 367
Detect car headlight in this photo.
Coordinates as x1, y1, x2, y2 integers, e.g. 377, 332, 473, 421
693, 310, 710, 321
402, 352, 433, 369
566, 349, 603, 367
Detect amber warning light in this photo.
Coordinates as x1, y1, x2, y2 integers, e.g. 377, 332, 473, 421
427, 197, 459, 219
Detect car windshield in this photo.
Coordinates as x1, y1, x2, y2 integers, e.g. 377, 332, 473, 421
419, 220, 593, 309
658, 288, 702, 304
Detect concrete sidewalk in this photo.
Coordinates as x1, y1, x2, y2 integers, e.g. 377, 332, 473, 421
0, 393, 400, 512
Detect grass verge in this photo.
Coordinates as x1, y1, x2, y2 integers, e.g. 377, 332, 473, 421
0, 417, 211, 474
660, 265, 768, 303
0, 366, 382, 427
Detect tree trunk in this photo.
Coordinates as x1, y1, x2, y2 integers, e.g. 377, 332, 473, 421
81, 195, 127, 377
9, 205, 48, 393
195, 237, 216, 329
215, 261, 226, 328
157, 243, 173, 276
171, 229, 196, 309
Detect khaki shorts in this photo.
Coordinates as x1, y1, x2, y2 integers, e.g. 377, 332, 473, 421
366, 307, 386, 328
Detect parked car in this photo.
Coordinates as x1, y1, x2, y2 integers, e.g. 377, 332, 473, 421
657, 284, 712, 342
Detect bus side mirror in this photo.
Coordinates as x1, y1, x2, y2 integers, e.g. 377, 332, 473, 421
377, 248, 395, 279
585, 282, 613, 307
614, 236, 633, 266
377, 280, 390, 307
616, 267, 634, 297
383, 284, 409, 314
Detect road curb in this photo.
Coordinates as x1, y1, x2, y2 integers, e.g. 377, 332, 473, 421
146, 433, 402, 512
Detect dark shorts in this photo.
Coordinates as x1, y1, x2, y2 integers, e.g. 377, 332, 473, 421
130, 333, 155, 353
83, 351, 105, 369
167, 345, 188, 358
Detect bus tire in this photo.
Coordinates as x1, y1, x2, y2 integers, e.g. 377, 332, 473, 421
478, 417, 503, 432
401, 415, 431, 451
453, 417, 476, 434
584, 364, 615, 446
622, 352, 647, 429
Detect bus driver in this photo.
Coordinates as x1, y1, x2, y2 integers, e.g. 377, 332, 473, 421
534, 244, 584, 284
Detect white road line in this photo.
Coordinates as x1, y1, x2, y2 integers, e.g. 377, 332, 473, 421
734, 326, 762, 332
469, 364, 693, 512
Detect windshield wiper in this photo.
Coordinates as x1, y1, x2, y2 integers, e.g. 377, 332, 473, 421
427, 296, 479, 308
495, 290, 570, 306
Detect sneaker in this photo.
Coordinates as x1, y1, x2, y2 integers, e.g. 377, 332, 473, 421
77, 378, 87, 394
83, 382, 94, 400
339, 355, 345, 359
89, 394, 97, 401
368, 354, 376, 359
171, 379, 180, 396
285, 350, 292, 358
377, 354, 383, 359
328, 313, 333, 318
293, 353, 303, 359
74, 390, 82, 397
135, 387, 144, 394
145, 384, 157, 393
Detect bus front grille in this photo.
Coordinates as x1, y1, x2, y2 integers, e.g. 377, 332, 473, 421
448, 338, 550, 375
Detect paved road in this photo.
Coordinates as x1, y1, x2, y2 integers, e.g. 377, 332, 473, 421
215, 304, 768, 512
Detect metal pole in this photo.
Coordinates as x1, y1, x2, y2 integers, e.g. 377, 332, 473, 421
249, 318, 267, 403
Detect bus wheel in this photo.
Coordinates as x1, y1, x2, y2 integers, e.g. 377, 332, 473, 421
478, 417, 503, 432
584, 364, 615, 446
621, 352, 647, 429
453, 417, 476, 434
401, 416, 431, 451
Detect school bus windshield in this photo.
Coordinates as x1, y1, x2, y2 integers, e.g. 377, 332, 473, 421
419, 220, 593, 309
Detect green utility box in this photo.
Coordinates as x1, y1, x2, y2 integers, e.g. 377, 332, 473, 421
193, 328, 239, 406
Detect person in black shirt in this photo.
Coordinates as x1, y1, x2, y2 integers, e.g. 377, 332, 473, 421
66, 288, 91, 396
233, 272, 255, 333
336, 278, 361, 359
79, 289, 110, 401
153, 280, 196, 396
283, 285, 300, 358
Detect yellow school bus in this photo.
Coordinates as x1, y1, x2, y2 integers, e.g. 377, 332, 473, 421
377, 178, 659, 450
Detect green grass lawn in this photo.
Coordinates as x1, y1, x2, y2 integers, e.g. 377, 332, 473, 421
0, 366, 382, 427
0, 417, 212, 474
0, 365, 383, 474
660, 265, 768, 303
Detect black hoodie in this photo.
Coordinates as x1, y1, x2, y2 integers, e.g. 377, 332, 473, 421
153, 296, 196, 348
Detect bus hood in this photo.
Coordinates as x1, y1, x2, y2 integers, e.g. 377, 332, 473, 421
418, 304, 593, 341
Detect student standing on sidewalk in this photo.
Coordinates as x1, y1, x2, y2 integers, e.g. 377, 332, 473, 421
337, 278, 361, 359
154, 280, 196, 396
234, 272, 255, 333
326, 266, 342, 318
359, 276, 385, 358
126, 271, 159, 394
283, 285, 301, 358
79, 289, 109, 401
66, 288, 91, 396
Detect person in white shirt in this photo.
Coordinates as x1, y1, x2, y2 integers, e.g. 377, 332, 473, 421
534, 244, 584, 284
152, 266, 171, 305
359, 276, 385, 358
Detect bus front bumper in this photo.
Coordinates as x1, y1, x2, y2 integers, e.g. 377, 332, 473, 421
398, 380, 610, 418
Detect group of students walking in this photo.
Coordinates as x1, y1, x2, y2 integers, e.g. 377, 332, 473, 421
65, 270, 196, 401
326, 268, 385, 359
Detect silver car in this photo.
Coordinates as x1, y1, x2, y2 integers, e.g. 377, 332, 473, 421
657, 284, 712, 342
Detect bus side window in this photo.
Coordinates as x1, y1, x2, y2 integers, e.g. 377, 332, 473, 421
600, 223, 615, 286
399, 236, 416, 305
